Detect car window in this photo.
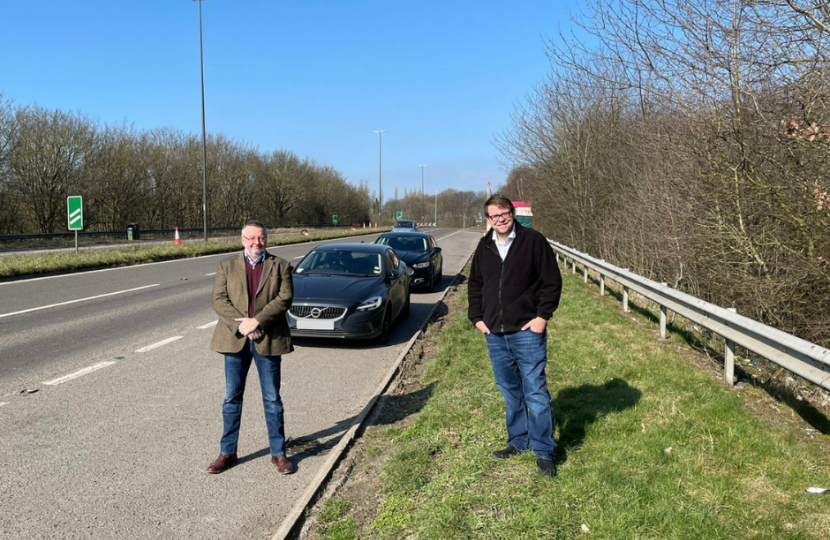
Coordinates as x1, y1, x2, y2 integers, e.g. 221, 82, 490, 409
377, 236, 427, 252
385, 251, 399, 274
296, 250, 382, 276
394, 221, 414, 228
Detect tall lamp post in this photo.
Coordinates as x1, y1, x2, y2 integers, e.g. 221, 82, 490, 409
193, 0, 209, 242
419, 164, 427, 223
374, 130, 386, 223
434, 184, 438, 226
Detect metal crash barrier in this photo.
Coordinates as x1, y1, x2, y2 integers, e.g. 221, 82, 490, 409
549, 240, 830, 391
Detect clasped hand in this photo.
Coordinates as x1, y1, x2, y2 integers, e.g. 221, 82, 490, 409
235, 317, 263, 340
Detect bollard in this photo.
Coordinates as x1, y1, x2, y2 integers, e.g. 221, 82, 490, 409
623, 286, 629, 312
600, 275, 605, 296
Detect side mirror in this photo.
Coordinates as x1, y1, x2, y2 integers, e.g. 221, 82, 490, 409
434, 247, 442, 253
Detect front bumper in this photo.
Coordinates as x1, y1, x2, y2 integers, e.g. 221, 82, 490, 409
287, 301, 385, 340
408, 267, 432, 288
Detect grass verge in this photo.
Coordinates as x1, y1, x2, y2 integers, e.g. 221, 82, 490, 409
305, 268, 830, 540
0, 228, 386, 279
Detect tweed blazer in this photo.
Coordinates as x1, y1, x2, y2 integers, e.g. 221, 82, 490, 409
210, 251, 294, 356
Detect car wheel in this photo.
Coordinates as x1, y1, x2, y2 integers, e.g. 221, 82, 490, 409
401, 290, 411, 319
376, 307, 392, 345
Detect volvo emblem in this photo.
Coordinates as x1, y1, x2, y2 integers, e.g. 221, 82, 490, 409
310, 307, 323, 319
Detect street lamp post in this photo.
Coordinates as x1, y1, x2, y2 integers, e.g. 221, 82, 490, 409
419, 164, 426, 223
434, 184, 438, 226
374, 130, 386, 223
193, 0, 209, 242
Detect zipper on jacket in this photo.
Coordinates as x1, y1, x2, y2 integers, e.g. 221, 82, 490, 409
486, 242, 506, 333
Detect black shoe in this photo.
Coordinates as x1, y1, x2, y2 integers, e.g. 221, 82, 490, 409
492, 445, 521, 459
537, 458, 557, 478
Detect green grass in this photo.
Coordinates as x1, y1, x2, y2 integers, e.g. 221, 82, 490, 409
363, 271, 830, 539
315, 498, 358, 540
0, 228, 387, 279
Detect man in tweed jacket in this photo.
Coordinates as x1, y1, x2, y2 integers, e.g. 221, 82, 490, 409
206, 219, 296, 475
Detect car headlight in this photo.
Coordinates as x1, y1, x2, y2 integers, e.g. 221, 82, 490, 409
405, 266, 414, 276
356, 296, 383, 311
412, 262, 430, 269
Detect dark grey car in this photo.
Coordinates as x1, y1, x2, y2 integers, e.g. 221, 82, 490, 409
288, 243, 412, 344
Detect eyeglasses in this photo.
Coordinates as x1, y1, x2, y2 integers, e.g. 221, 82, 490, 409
486, 212, 513, 222
242, 235, 267, 243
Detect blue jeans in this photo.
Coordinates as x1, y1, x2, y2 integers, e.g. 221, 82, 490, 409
220, 340, 286, 457
486, 330, 555, 460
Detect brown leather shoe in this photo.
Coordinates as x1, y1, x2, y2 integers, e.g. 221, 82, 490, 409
206, 453, 237, 474
271, 455, 296, 475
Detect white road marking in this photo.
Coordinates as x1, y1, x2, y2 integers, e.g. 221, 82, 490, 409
42, 361, 118, 386
0, 253, 235, 286
1, 233, 384, 287
0, 284, 160, 319
436, 230, 462, 241
205, 272, 216, 276
198, 320, 218, 329
293, 256, 305, 259
136, 336, 183, 353
0, 402, 7, 407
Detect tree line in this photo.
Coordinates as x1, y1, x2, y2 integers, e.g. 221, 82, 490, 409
0, 96, 374, 234
0, 95, 491, 235
381, 187, 487, 229
498, 0, 830, 347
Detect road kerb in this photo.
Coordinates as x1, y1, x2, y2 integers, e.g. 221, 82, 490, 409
270, 259, 468, 540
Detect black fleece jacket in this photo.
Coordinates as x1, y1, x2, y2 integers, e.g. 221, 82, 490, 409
467, 222, 562, 334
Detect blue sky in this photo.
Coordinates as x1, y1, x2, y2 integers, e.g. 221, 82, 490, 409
1, 1, 577, 199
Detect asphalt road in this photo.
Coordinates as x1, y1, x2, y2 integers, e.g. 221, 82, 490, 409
0, 228, 482, 539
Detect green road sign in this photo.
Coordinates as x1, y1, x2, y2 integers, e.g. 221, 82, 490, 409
396, 211, 402, 219
332, 214, 338, 225
67, 196, 83, 230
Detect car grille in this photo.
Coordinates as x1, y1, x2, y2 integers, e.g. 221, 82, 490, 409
290, 305, 347, 320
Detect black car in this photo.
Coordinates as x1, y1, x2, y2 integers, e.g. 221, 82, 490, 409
288, 243, 411, 343
375, 232, 443, 290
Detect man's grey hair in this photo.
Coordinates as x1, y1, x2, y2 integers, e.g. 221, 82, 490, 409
241, 219, 268, 236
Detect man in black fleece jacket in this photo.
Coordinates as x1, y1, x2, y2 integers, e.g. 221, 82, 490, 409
468, 194, 562, 477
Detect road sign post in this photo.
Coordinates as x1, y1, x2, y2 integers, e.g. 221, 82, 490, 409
67, 196, 83, 253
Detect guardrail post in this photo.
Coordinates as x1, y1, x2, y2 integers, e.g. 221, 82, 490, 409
623, 286, 629, 312
659, 282, 669, 339
572, 259, 576, 274
725, 307, 737, 385
600, 275, 605, 296
583, 266, 588, 283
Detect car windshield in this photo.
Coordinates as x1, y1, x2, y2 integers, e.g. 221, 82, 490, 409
394, 221, 414, 228
377, 236, 428, 253
295, 250, 382, 276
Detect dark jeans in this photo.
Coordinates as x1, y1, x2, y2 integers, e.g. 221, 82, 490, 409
486, 329, 555, 460
220, 340, 286, 457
